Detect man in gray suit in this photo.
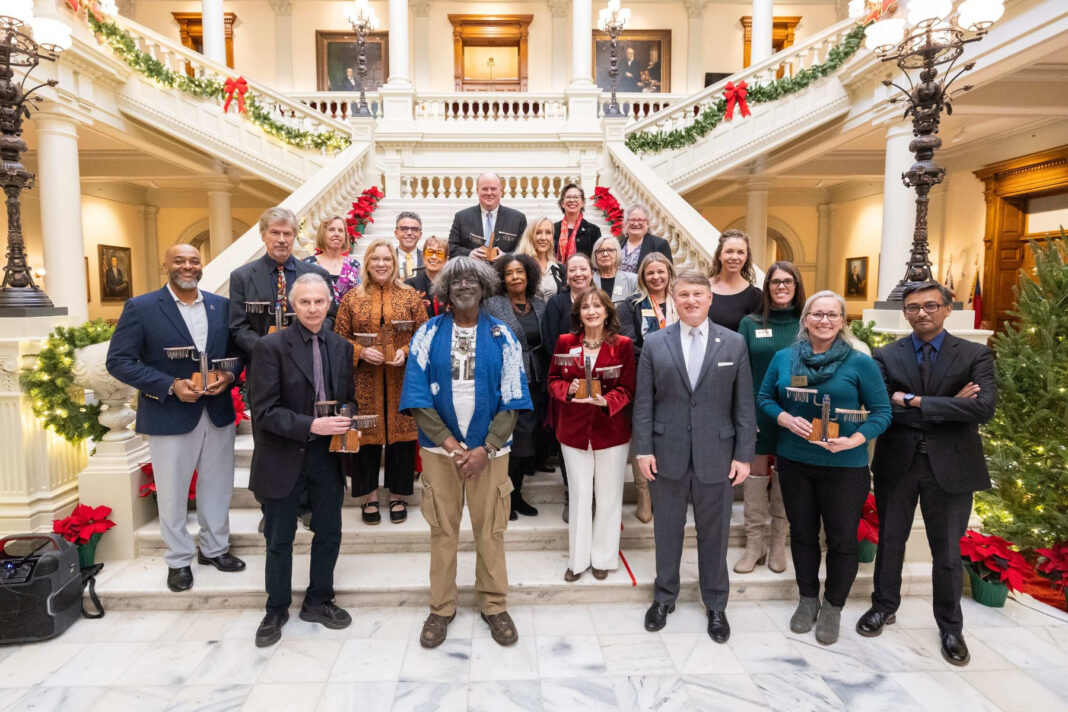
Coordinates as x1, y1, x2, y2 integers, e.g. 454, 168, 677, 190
633, 270, 755, 643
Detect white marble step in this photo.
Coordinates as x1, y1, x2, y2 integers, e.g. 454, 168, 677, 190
134, 502, 745, 556
88, 548, 933, 611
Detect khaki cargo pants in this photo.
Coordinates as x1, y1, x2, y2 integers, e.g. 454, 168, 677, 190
420, 449, 513, 617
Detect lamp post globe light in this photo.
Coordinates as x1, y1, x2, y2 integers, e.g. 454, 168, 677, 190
345, 0, 379, 118
598, 0, 630, 118
856, 0, 1005, 304
0, 1, 75, 313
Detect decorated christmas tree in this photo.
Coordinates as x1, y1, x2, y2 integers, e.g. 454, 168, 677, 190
976, 233, 1068, 549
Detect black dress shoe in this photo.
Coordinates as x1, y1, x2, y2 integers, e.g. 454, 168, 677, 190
940, 631, 971, 666
509, 508, 518, 521
511, 495, 538, 517
167, 566, 193, 592
197, 551, 247, 572
855, 608, 896, 637
535, 462, 556, 473
707, 610, 731, 644
644, 601, 675, 632
300, 600, 352, 630
256, 610, 289, 647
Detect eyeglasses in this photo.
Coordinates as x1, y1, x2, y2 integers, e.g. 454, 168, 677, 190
807, 312, 843, 322
396, 226, 422, 233
449, 277, 478, 288
769, 278, 795, 288
423, 248, 446, 259
563, 194, 583, 201
595, 248, 617, 256
627, 219, 648, 225
903, 302, 946, 315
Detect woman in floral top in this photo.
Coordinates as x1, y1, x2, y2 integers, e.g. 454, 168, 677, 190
304, 216, 361, 302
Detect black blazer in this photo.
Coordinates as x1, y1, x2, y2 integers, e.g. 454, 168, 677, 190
248, 325, 355, 500
872, 332, 997, 494
619, 233, 673, 270
228, 256, 335, 360
552, 218, 601, 259
541, 290, 574, 355
406, 271, 446, 319
448, 205, 528, 257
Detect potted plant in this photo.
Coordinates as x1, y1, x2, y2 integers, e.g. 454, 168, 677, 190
857, 492, 879, 563
1035, 541, 1068, 607
53, 504, 117, 568
959, 529, 1029, 607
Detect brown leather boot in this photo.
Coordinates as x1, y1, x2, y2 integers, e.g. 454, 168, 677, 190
734, 475, 769, 574
632, 462, 652, 523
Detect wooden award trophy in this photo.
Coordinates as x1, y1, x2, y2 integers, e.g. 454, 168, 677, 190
163, 347, 240, 392
785, 387, 869, 442
575, 355, 602, 399
484, 231, 499, 261
244, 301, 293, 335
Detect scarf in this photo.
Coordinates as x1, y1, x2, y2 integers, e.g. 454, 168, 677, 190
790, 338, 853, 386
557, 218, 582, 263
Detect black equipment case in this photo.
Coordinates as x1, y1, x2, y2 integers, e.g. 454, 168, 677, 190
0, 534, 84, 644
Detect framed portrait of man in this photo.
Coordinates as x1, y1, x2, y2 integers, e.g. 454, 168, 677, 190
316, 31, 389, 92
592, 30, 671, 94
99, 244, 133, 303
845, 256, 869, 299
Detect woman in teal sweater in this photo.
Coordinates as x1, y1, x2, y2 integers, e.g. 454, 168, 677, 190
736, 262, 805, 576
757, 290, 890, 647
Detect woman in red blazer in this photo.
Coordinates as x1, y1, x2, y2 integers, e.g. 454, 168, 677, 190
548, 288, 636, 582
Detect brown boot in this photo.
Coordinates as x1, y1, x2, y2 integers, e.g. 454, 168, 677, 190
767, 471, 789, 573
633, 464, 653, 523
733, 475, 769, 574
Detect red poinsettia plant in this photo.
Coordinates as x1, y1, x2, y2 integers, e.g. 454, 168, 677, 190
345, 186, 385, 247
232, 370, 248, 426
53, 504, 116, 545
1034, 541, 1068, 592
592, 186, 624, 237
857, 492, 879, 544
140, 463, 198, 500
960, 529, 1030, 593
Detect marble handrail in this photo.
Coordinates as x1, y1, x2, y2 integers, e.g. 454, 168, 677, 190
400, 171, 580, 201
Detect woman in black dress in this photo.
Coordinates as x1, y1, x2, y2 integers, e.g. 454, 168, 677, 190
708, 229, 763, 331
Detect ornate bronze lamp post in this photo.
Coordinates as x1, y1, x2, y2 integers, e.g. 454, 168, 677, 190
598, 0, 630, 118
345, 0, 379, 118
859, 0, 1005, 302
0, 1, 72, 312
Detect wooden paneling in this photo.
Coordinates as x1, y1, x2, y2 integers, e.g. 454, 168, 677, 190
448, 14, 532, 92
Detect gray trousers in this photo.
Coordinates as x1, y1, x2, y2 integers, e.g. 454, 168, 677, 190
148, 409, 236, 568
650, 466, 733, 612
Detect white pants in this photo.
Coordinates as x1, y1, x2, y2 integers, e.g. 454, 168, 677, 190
148, 410, 236, 568
561, 442, 630, 572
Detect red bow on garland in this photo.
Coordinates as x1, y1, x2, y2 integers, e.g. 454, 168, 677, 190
66, 0, 105, 21
862, 0, 898, 24
223, 77, 249, 114
723, 81, 751, 121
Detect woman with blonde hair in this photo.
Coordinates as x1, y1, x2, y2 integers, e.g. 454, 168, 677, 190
304, 215, 361, 301
518, 216, 565, 300
335, 238, 427, 525
618, 252, 677, 364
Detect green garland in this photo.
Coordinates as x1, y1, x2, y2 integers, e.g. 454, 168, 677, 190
848, 319, 896, 351
624, 24, 867, 155
87, 16, 351, 153
19, 320, 116, 445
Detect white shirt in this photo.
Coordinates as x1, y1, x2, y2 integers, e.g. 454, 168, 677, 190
167, 284, 208, 352
679, 320, 708, 376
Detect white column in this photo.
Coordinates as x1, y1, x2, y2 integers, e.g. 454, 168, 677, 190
816, 201, 833, 291
35, 113, 88, 323
878, 122, 916, 301
412, 0, 431, 91
570, 0, 593, 87
548, 0, 570, 90
751, 0, 774, 65
387, 0, 411, 87
745, 178, 770, 272
201, 0, 226, 65
140, 205, 161, 290
206, 180, 233, 262
686, 1, 707, 92
270, 0, 293, 90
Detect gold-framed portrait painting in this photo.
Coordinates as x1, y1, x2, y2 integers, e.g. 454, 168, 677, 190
592, 30, 671, 94
315, 31, 389, 92
99, 244, 133, 303
845, 256, 869, 299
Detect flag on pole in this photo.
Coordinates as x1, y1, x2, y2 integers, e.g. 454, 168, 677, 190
968, 258, 982, 329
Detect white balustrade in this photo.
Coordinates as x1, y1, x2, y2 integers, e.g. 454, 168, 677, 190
290, 92, 385, 120
399, 172, 579, 202
413, 94, 568, 121
596, 93, 688, 124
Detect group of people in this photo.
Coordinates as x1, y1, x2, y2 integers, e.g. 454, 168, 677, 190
106, 172, 996, 666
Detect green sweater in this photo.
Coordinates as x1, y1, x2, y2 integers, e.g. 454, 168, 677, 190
739, 309, 800, 455
757, 345, 892, 469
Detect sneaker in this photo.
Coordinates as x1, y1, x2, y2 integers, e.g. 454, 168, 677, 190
299, 600, 352, 630
255, 610, 289, 647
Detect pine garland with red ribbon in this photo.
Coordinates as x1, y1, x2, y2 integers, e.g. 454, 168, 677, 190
223, 77, 248, 114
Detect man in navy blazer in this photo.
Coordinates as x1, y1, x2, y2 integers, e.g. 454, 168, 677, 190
107, 244, 246, 593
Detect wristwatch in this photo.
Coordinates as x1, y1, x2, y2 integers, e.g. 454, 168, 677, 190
903, 393, 916, 407
483, 443, 499, 459
168, 378, 178, 397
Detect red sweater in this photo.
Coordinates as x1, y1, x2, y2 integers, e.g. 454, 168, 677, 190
548, 332, 635, 450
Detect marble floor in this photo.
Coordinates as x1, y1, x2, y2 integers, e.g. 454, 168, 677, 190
1, 595, 1066, 712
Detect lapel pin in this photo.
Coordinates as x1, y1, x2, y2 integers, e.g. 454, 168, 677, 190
715, 337, 721, 343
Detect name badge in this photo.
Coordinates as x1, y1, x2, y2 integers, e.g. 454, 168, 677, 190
791, 375, 808, 387
613, 285, 624, 297
568, 346, 582, 356
755, 329, 773, 338
641, 309, 656, 317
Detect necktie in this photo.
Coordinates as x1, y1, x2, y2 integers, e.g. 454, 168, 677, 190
485, 211, 495, 242
405, 251, 414, 279
688, 330, 703, 389
311, 333, 327, 403
276, 264, 288, 312
919, 342, 934, 394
